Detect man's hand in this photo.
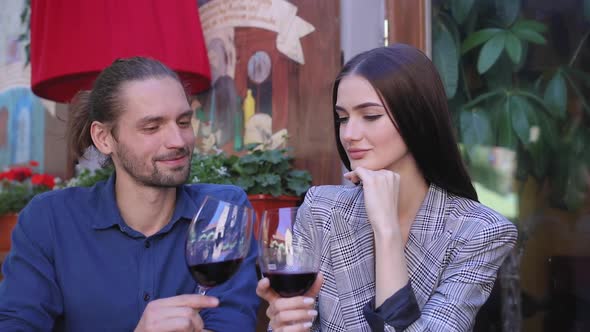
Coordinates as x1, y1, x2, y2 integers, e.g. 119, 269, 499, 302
134, 294, 218, 332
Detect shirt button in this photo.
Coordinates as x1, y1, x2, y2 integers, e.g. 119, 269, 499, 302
144, 240, 151, 248
143, 292, 150, 301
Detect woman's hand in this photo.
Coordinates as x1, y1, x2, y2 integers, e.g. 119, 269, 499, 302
344, 167, 401, 236
256, 273, 324, 331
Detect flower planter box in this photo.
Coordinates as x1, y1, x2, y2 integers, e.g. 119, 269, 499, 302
0, 213, 18, 252
248, 194, 301, 240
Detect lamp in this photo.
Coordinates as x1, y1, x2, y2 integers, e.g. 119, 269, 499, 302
30, 0, 211, 103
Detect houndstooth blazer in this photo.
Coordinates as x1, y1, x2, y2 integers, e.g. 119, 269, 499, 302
295, 183, 518, 332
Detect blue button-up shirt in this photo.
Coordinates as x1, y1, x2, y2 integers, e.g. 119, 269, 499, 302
0, 176, 260, 331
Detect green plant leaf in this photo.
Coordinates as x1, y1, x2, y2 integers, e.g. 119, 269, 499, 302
543, 71, 567, 119
235, 177, 255, 191
450, 0, 475, 24
433, 21, 459, 98
512, 19, 548, 33
461, 28, 503, 54
438, 11, 462, 56
477, 33, 506, 74
495, 0, 521, 27
509, 95, 531, 145
463, 89, 505, 109
460, 109, 493, 146
585, 0, 590, 22
513, 40, 529, 72
528, 139, 549, 179
484, 54, 514, 90
287, 170, 313, 196
504, 32, 522, 64
497, 98, 517, 148
512, 27, 547, 45
536, 111, 559, 150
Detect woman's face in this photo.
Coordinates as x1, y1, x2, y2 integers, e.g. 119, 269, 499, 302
335, 75, 411, 172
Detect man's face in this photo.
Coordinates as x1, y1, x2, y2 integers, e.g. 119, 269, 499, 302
110, 77, 195, 187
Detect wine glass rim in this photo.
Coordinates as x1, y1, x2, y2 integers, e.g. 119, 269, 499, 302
261, 206, 298, 217
201, 195, 253, 208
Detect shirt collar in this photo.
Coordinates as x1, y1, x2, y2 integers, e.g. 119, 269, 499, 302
91, 174, 124, 230
91, 173, 199, 232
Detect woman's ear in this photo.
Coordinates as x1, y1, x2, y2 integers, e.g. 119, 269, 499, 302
90, 121, 114, 155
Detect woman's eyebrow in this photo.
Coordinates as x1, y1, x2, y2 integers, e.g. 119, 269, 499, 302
335, 102, 384, 112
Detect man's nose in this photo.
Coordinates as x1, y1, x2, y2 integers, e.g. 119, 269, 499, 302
165, 125, 187, 148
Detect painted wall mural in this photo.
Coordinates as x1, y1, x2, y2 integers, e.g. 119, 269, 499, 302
195, 0, 314, 154
0, 0, 53, 171
0, 88, 45, 168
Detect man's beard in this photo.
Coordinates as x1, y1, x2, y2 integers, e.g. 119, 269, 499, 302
114, 142, 192, 188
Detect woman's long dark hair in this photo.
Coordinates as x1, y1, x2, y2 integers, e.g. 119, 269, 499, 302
333, 44, 478, 201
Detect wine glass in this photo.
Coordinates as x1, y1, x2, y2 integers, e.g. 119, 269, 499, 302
258, 207, 320, 297
185, 195, 254, 294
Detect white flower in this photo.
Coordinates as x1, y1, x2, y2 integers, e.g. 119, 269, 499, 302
216, 166, 228, 176
529, 126, 540, 143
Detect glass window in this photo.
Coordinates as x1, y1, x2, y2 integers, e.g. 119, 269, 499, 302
432, 1, 590, 331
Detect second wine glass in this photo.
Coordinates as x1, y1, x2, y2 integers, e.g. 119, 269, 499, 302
258, 207, 320, 297
185, 195, 254, 294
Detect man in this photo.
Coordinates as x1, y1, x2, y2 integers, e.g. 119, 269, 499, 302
0, 57, 259, 331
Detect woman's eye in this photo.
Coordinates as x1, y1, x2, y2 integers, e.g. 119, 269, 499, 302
336, 117, 349, 124
364, 115, 383, 121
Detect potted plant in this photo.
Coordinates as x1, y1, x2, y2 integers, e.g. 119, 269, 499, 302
0, 161, 56, 251
189, 145, 313, 236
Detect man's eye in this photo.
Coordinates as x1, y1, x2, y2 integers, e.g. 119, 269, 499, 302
143, 126, 158, 132
179, 121, 191, 127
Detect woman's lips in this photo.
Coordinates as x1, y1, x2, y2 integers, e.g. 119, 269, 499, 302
347, 149, 369, 160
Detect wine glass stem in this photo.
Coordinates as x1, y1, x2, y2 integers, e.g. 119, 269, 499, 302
197, 285, 208, 295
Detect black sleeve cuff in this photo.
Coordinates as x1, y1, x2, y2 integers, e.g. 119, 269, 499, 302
362, 281, 421, 331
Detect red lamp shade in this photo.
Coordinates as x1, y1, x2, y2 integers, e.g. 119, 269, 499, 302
31, 0, 211, 103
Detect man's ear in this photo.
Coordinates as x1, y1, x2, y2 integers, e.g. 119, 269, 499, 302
90, 121, 114, 155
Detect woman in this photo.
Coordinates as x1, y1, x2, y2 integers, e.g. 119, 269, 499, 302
256, 44, 518, 331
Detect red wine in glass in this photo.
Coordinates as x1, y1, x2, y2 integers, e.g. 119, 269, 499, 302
258, 207, 320, 298
189, 258, 244, 288
186, 196, 254, 293
265, 270, 318, 297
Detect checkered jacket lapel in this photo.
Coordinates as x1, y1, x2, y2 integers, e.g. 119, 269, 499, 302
405, 184, 452, 307
329, 197, 375, 330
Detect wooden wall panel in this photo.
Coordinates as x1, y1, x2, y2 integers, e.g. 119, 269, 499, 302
288, 0, 342, 186
386, 0, 428, 52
